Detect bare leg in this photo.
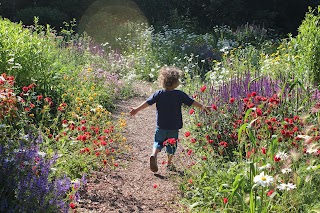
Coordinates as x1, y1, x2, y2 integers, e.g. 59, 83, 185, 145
167, 154, 173, 165
150, 148, 160, 172
152, 147, 161, 157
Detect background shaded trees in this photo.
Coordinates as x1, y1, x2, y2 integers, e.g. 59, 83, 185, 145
0, 0, 319, 34
134, 0, 319, 35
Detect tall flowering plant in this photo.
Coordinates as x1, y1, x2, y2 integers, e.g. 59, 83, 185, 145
182, 73, 320, 212
0, 73, 79, 212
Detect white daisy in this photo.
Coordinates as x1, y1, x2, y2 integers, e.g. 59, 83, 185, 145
258, 163, 272, 171
277, 183, 297, 191
254, 172, 274, 187
306, 165, 318, 170
275, 151, 289, 161
306, 144, 319, 154
281, 167, 292, 174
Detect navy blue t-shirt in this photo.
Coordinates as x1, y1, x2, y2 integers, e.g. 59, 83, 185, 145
146, 89, 194, 130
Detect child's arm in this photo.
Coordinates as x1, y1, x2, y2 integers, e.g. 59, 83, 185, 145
192, 100, 211, 113
130, 101, 150, 116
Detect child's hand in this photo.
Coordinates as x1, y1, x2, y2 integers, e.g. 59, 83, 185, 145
202, 106, 212, 114
129, 108, 138, 116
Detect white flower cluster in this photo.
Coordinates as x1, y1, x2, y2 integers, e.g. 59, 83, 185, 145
253, 171, 297, 192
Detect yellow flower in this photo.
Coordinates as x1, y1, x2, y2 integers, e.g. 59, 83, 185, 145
89, 97, 94, 101
87, 67, 93, 72
29, 114, 34, 117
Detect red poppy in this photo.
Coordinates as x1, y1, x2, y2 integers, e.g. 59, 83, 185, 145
273, 155, 281, 162
189, 109, 195, 114
266, 190, 274, 196
219, 141, 228, 148
185, 131, 191, 137
256, 107, 262, 116
69, 203, 76, 209
229, 97, 235, 103
211, 104, 217, 110
167, 138, 176, 145
223, 197, 228, 204
22, 86, 29, 92
200, 85, 207, 92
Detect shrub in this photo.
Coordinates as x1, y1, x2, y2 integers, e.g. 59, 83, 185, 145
293, 5, 320, 85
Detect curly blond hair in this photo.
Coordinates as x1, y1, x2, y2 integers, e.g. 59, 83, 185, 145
158, 66, 182, 89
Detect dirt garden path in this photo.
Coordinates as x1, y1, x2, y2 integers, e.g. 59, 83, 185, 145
77, 83, 190, 213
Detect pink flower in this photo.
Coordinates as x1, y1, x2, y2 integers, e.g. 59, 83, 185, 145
211, 104, 217, 110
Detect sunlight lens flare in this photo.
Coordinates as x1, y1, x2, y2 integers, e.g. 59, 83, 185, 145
78, 0, 149, 46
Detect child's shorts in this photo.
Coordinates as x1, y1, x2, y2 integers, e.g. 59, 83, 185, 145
153, 128, 179, 155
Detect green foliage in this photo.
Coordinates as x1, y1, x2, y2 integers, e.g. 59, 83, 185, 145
0, 17, 65, 95
294, 6, 320, 86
